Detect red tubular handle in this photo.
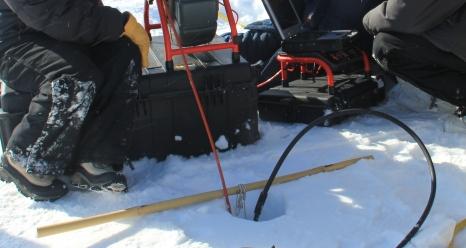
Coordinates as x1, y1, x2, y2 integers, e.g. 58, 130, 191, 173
277, 54, 335, 87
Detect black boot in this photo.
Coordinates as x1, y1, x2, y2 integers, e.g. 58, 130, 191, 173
0, 155, 68, 201
71, 162, 127, 192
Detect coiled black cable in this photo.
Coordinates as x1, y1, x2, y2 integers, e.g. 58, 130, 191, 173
253, 109, 436, 248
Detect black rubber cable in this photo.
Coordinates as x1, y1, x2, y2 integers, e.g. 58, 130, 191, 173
253, 108, 436, 248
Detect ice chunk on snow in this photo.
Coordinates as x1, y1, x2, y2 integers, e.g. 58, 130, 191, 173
215, 135, 228, 149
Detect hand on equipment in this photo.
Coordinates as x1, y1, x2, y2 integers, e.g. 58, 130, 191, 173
123, 13, 150, 68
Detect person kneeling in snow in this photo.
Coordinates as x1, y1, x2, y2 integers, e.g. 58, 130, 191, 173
364, 0, 466, 117
0, 0, 150, 200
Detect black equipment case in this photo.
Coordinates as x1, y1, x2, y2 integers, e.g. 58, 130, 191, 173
131, 62, 259, 160
282, 30, 359, 54
258, 75, 384, 125
129, 34, 260, 161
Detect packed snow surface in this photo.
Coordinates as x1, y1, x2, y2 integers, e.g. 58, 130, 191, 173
1, 1, 466, 247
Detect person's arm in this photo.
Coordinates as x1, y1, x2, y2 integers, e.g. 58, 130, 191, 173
3, 0, 126, 45
363, 0, 466, 35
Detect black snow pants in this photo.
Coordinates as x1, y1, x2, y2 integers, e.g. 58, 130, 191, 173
0, 33, 141, 176
372, 32, 466, 109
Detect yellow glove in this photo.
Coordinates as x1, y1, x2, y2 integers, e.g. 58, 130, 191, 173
123, 13, 150, 68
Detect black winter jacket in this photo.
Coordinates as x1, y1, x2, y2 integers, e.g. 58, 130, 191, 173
0, 0, 126, 50
364, 0, 466, 62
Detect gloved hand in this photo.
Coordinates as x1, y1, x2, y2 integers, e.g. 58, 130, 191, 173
123, 13, 150, 68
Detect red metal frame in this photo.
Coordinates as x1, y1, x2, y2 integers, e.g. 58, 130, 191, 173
277, 54, 336, 91
143, 0, 236, 212
143, 0, 240, 68
361, 50, 371, 76
144, 0, 161, 34
276, 50, 372, 94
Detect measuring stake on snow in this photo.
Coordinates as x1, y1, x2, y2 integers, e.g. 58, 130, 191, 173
37, 155, 373, 238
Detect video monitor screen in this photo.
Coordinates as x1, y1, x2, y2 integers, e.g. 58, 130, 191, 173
266, 0, 301, 30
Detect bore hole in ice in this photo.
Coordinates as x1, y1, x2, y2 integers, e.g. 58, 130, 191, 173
232, 190, 286, 221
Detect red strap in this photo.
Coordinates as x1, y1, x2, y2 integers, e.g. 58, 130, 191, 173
162, 0, 233, 214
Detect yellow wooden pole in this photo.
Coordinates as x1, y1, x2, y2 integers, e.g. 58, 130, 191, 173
37, 155, 373, 238
449, 218, 466, 248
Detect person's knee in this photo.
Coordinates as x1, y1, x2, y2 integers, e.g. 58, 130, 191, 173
372, 32, 402, 72
62, 66, 104, 91
373, 33, 393, 61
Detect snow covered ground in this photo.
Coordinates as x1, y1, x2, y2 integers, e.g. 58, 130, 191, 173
1, 1, 466, 247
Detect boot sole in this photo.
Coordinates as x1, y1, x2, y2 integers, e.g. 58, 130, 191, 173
0, 157, 68, 201
0, 165, 13, 183
71, 169, 128, 193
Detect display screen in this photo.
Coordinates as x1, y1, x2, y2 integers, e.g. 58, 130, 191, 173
266, 0, 301, 31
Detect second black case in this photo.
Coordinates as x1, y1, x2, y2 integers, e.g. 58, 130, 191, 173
258, 75, 385, 125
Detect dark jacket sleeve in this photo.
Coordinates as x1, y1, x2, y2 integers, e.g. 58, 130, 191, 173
3, 0, 126, 45
363, 0, 466, 36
